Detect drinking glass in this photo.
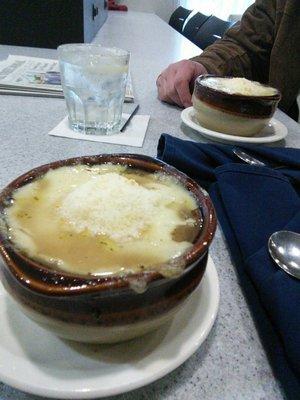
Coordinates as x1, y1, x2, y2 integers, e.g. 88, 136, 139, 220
58, 44, 130, 135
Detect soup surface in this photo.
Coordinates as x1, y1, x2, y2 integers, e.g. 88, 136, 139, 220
201, 77, 277, 96
4, 164, 201, 277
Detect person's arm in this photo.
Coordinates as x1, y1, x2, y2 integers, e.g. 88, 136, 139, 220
193, 0, 276, 83
156, 0, 277, 107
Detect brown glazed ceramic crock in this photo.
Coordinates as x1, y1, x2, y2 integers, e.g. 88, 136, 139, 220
192, 74, 281, 136
0, 154, 216, 343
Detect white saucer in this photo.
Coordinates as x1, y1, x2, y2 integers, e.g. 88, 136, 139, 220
181, 107, 288, 144
0, 256, 219, 399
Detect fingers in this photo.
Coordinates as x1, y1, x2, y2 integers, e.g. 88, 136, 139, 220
157, 73, 181, 106
156, 60, 201, 108
174, 75, 192, 108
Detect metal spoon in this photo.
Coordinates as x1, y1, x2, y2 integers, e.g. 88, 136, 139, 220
268, 231, 300, 279
233, 148, 266, 166
233, 148, 288, 170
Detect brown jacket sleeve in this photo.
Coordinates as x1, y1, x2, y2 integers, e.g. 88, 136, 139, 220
191, 0, 276, 84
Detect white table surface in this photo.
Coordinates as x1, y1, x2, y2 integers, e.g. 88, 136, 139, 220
0, 10, 299, 400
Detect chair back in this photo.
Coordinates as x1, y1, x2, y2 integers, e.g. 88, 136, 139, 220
182, 11, 211, 41
169, 6, 192, 33
195, 16, 235, 49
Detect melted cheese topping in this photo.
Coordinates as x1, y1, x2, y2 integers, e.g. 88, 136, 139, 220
201, 77, 277, 96
5, 164, 201, 277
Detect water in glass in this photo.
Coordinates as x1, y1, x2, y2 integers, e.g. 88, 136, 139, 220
58, 45, 129, 135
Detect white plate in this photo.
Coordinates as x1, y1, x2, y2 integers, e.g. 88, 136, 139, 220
0, 256, 219, 399
181, 107, 288, 144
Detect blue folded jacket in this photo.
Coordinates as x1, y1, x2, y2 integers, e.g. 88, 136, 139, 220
157, 134, 300, 397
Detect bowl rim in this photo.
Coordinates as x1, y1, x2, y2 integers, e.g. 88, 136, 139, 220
194, 74, 281, 101
0, 154, 216, 296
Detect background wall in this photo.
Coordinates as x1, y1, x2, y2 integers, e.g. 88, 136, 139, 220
180, 0, 253, 20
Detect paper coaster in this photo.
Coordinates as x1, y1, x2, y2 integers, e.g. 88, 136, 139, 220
48, 114, 150, 147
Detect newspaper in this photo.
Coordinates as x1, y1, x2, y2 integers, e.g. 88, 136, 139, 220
0, 55, 134, 102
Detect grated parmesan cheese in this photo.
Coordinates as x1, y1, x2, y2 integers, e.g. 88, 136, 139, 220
59, 172, 165, 242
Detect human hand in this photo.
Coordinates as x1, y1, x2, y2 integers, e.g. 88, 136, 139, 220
156, 60, 207, 108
